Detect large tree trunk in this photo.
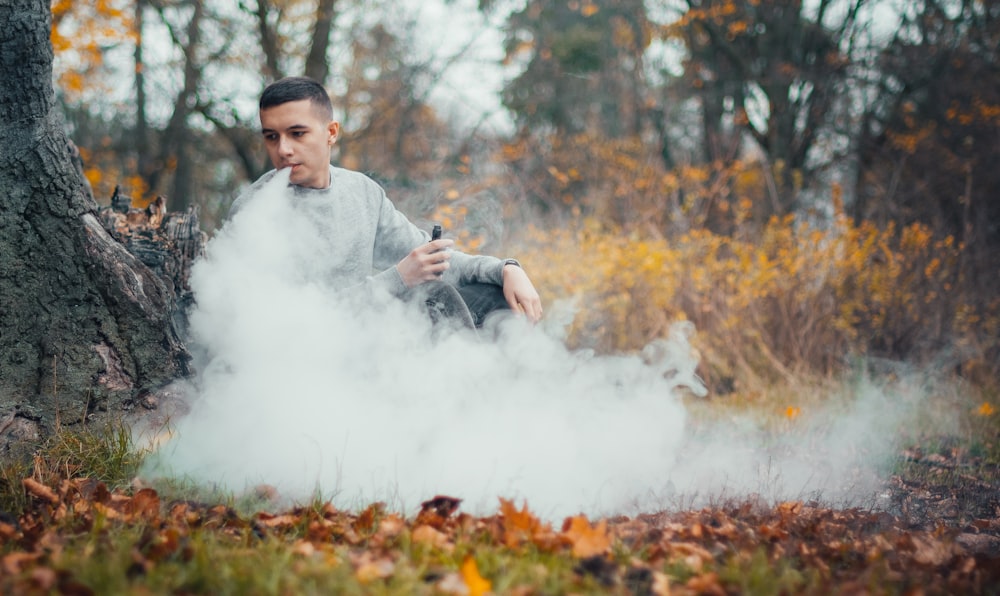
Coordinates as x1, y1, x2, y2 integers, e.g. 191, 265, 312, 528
0, 0, 190, 452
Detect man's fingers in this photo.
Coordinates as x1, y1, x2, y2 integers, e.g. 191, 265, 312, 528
421, 243, 451, 279
523, 298, 543, 323
500, 265, 542, 323
426, 239, 454, 253
506, 293, 542, 323
429, 260, 449, 279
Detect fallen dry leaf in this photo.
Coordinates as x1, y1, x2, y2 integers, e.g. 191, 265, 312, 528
29, 566, 57, 591
669, 541, 715, 572
561, 515, 611, 558
255, 512, 300, 529
436, 572, 467, 595
0, 519, 19, 541
141, 526, 185, 563
461, 555, 492, 596
498, 498, 551, 549
127, 489, 160, 521
377, 513, 406, 538
905, 533, 955, 567
291, 540, 316, 557
3, 551, 42, 575
22, 478, 59, 505
353, 502, 384, 534
416, 495, 462, 528
354, 557, 394, 583
3, 448, 998, 596
651, 570, 671, 596
92, 501, 123, 520
686, 571, 726, 596
777, 500, 803, 520
411, 524, 451, 550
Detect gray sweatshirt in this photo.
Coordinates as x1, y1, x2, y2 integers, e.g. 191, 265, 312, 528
229, 166, 507, 297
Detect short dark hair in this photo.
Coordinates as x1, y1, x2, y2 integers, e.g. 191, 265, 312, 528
259, 76, 333, 120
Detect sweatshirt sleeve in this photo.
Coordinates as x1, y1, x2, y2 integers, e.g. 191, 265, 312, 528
369, 184, 507, 291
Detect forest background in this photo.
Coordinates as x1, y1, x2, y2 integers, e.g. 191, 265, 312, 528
54, 0, 999, 393
1, 2, 995, 591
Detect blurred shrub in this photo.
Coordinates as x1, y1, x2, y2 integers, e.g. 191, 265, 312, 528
500, 133, 761, 235
514, 209, 998, 392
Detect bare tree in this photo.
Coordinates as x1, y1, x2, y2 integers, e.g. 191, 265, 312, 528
671, 0, 870, 215
305, 0, 338, 83
495, 0, 652, 138
133, 0, 207, 212
856, 0, 1000, 244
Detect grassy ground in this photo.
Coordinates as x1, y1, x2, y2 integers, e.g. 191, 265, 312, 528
1, 375, 998, 595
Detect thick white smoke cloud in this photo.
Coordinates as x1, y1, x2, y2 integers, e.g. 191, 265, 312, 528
667, 372, 930, 508
142, 170, 923, 518
142, 171, 701, 518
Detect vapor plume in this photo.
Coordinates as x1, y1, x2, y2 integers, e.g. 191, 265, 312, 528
142, 169, 924, 518
142, 170, 701, 518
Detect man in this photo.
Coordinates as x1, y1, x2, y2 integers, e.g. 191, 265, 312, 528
229, 76, 542, 329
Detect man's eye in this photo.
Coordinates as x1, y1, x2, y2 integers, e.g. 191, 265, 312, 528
264, 134, 277, 141
292, 131, 306, 137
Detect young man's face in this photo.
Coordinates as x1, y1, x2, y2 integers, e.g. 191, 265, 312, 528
260, 99, 340, 189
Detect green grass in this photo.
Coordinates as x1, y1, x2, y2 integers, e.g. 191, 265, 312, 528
4, 513, 634, 595
0, 457, 32, 514
1, 420, 144, 514
717, 547, 814, 594
42, 421, 148, 488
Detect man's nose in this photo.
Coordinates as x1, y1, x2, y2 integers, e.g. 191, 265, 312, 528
277, 136, 293, 155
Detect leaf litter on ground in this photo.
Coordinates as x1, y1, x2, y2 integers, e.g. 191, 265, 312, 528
3, 457, 1000, 595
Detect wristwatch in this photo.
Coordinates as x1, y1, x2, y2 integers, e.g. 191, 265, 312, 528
502, 258, 521, 268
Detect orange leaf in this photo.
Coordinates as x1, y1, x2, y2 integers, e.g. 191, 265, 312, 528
22, 478, 59, 505
376, 514, 406, 539
778, 501, 803, 520
561, 515, 611, 558
686, 572, 726, 596
128, 488, 160, 521
255, 513, 299, 529
498, 498, 549, 548
354, 502, 384, 534
0, 518, 17, 541
411, 524, 450, 550
354, 558, 394, 583
291, 540, 316, 557
651, 571, 671, 595
669, 542, 714, 572
461, 555, 492, 596
3, 552, 41, 575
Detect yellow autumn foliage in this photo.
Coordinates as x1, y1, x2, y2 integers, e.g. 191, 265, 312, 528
51, 0, 135, 99
515, 210, 998, 391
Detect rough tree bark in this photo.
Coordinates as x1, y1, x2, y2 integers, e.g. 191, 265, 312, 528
0, 0, 190, 453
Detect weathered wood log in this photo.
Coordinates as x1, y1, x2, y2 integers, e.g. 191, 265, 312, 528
96, 192, 205, 443
97, 186, 206, 298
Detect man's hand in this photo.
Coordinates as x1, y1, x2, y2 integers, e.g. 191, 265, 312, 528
396, 239, 454, 287
502, 264, 543, 323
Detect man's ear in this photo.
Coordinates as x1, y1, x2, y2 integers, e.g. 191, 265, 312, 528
328, 121, 340, 145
